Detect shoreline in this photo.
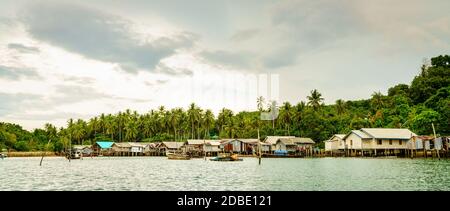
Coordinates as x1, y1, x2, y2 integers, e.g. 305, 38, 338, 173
4, 151, 58, 157
2, 153, 449, 160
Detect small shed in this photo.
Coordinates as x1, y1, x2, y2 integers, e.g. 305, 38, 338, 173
129, 142, 146, 155
204, 140, 222, 156
112, 142, 132, 156
159, 142, 185, 155
185, 140, 206, 157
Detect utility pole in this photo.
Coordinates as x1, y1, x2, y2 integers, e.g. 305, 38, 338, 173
432, 123, 440, 159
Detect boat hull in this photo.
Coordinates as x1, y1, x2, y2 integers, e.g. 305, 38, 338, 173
210, 153, 243, 161
167, 152, 190, 160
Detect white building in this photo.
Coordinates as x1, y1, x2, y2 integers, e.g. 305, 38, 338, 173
342, 128, 417, 156
324, 134, 345, 152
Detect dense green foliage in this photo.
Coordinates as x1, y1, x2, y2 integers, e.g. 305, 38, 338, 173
1, 55, 449, 151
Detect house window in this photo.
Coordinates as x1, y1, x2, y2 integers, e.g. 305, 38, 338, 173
350, 140, 353, 146
377, 140, 382, 145
399, 140, 402, 145
389, 140, 393, 145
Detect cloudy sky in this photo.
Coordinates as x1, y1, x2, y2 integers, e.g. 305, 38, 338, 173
0, 0, 449, 130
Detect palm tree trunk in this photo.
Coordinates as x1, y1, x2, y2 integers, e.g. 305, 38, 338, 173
191, 122, 194, 139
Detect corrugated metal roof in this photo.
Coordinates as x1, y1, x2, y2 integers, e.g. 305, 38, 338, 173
347, 130, 371, 139
113, 142, 131, 148
238, 139, 259, 144
162, 142, 184, 149
205, 140, 221, 146
128, 142, 147, 147
291, 137, 315, 144
96, 141, 114, 149
361, 128, 416, 139
264, 136, 295, 145
72, 145, 91, 150
279, 137, 315, 145
331, 134, 346, 140
187, 140, 206, 145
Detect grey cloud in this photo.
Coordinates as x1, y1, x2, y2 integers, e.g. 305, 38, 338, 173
262, 46, 299, 69
61, 75, 96, 85
271, 0, 363, 38
199, 50, 254, 69
8, 43, 40, 54
154, 63, 193, 76
145, 79, 168, 87
21, 2, 197, 74
52, 85, 152, 104
259, 0, 365, 68
230, 29, 260, 42
0, 65, 42, 80
51, 85, 111, 104
0, 92, 43, 116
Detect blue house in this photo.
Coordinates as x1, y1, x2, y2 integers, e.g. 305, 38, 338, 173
93, 141, 114, 155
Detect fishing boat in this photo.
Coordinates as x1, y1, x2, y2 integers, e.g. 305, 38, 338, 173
65, 150, 81, 159
166, 151, 190, 160
210, 153, 243, 161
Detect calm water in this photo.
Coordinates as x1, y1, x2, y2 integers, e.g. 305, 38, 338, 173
1, 157, 450, 191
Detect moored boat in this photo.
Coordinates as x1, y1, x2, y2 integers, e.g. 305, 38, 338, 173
166, 151, 190, 160
210, 153, 243, 161
65, 150, 81, 159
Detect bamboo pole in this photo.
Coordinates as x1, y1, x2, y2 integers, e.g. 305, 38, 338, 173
40, 139, 52, 166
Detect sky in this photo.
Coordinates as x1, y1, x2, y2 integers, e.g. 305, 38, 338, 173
0, 0, 449, 130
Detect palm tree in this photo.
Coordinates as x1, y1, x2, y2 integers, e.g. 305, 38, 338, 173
371, 91, 385, 110
187, 103, 200, 139
67, 118, 74, 145
335, 99, 346, 115
124, 121, 138, 141
117, 111, 123, 142
88, 117, 99, 140
307, 89, 324, 111
203, 109, 214, 139
105, 114, 115, 141
73, 119, 86, 145
280, 102, 292, 135
44, 123, 57, 141
142, 114, 153, 138
257, 96, 265, 112
99, 113, 106, 135
169, 108, 182, 141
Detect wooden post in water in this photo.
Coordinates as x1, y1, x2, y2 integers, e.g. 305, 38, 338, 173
258, 129, 261, 165
204, 139, 206, 161
40, 139, 52, 166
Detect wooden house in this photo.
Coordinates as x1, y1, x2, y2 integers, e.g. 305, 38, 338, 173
203, 140, 222, 156
112, 142, 132, 156
92, 141, 114, 156
274, 137, 315, 155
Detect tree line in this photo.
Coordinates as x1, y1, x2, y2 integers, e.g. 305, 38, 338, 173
1, 55, 449, 152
